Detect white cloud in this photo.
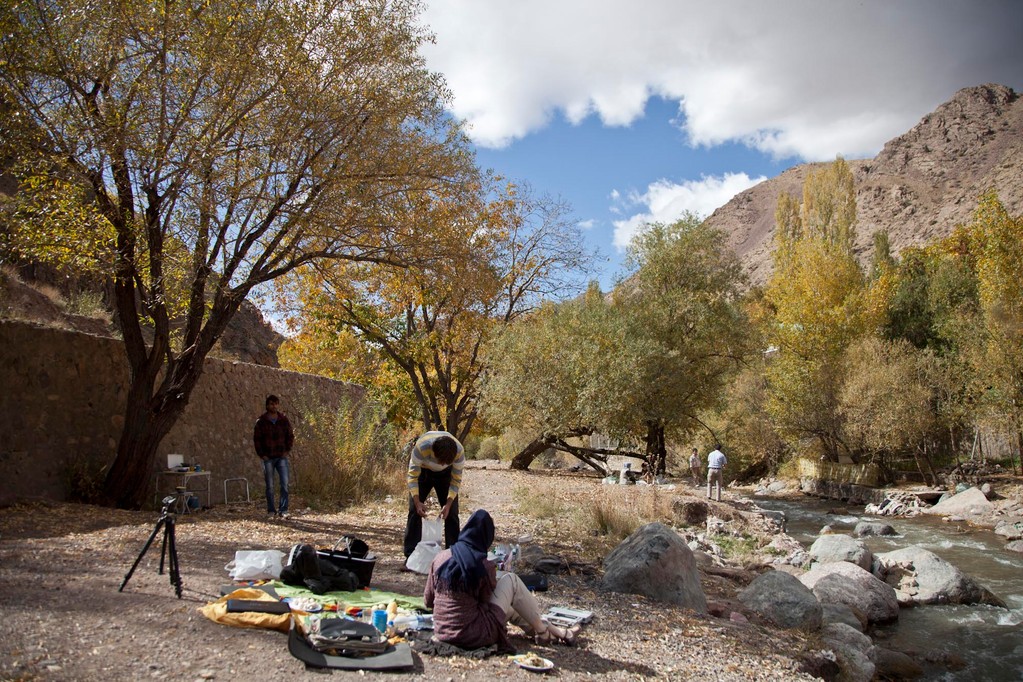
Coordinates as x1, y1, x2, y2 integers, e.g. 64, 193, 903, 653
421, 0, 1023, 159
612, 173, 765, 250
577, 219, 596, 230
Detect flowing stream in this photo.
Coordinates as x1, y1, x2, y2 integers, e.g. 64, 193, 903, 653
753, 496, 1023, 681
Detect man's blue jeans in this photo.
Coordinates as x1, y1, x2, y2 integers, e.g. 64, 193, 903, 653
262, 457, 289, 514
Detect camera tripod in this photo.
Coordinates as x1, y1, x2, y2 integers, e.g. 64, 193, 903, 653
119, 495, 183, 598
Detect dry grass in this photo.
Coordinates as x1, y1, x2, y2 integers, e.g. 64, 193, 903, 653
292, 396, 406, 509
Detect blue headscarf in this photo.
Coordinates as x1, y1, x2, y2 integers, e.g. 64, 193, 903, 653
435, 509, 495, 593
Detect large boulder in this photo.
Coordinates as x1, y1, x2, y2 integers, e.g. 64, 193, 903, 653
800, 561, 900, 624
601, 522, 707, 613
809, 534, 873, 570
873, 546, 1006, 607
821, 603, 865, 632
820, 623, 875, 682
738, 570, 822, 630
853, 521, 896, 538
994, 518, 1023, 541
870, 647, 924, 680
922, 487, 993, 516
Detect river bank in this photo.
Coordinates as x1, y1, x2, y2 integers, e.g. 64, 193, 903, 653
755, 483, 1023, 681
0, 463, 822, 681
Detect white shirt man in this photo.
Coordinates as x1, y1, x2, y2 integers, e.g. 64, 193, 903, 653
706, 446, 727, 501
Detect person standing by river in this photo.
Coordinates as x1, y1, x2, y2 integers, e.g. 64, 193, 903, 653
706, 445, 726, 501
689, 447, 702, 486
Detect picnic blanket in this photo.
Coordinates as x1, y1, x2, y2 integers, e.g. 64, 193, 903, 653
199, 588, 292, 632
270, 582, 428, 612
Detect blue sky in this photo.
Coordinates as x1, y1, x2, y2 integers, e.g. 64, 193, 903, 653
419, 0, 1023, 289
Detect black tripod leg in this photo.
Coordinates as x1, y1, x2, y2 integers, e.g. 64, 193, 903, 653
119, 517, 166, 592
159, 519, 170, 575
165, 517, 183, 598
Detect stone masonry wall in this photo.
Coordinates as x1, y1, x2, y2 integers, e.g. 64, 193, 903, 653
0, 319, 363, 508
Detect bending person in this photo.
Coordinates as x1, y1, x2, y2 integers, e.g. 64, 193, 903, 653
424, 509, 579, 650
404, 431, 465, 558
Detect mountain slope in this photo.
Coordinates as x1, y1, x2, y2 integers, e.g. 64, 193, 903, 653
705, 84, 1023, 285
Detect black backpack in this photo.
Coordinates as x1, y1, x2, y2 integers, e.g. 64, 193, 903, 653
282, 543, 360, 594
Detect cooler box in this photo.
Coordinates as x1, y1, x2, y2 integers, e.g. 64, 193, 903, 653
317, 536, 375, 588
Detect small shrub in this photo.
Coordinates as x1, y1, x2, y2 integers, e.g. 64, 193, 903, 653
476, 436, 500, 461
586, 496, 641, 541
65, 289, 107, 317
713, 534, 759, 563
64, 451, 108, 504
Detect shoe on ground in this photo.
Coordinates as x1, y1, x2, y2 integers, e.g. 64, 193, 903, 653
267, 512, 278, 520
279, 512, 290, 520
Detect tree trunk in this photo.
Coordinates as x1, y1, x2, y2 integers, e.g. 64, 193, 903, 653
510, 436, 553, 470
645, 420, 666, 475
103, 390, 186, 508
101, 293, 237, 508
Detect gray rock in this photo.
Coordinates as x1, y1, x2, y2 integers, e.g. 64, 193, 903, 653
767, 481, 788, 492
800, 561, 900, 624
853, 521, 896, 538
809, 534, 873, 570
821, 603, 865, 632
1005, 540, 1023, 554
874, 546, 1006, 607
923, 487, 994, 517
980, 482, 993, 497
820, 623, 875, 682
870, 647, 924, 680
797, 650, 841, 681
601, 522, 706, 613
738, 570, 822, 630
994, 518, 1023, 541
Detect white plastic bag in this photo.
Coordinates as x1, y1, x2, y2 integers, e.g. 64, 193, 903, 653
421, 517, 443, 544
405, 541, 441, 574
224, 549, 286, 581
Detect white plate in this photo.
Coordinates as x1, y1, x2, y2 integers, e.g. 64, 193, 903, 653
286, 597, 322, 612
513, 655, 554, 672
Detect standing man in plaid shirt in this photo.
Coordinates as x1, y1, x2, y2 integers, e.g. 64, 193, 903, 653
254, 394, 294, 519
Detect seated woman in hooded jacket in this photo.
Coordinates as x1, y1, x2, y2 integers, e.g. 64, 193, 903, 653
424, 509, 579, 650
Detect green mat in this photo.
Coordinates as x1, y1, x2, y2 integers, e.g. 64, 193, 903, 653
271, 582, 428, 612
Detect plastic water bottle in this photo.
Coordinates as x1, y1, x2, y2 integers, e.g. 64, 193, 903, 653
389, 614, 433, 631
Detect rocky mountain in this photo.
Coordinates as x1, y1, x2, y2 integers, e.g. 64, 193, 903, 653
704, 84, 1023, 285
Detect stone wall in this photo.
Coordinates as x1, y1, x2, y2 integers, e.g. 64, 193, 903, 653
0, 319, 363, 507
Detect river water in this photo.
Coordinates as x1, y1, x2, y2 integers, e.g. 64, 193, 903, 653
753, 496, 1023, 681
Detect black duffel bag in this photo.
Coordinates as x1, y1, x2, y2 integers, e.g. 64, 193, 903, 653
281, 543, 360, 593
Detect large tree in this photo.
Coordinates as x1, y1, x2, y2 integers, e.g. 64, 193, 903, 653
281, 182, 593, 442
483, 214, 751, 473
0, 0, 476, 507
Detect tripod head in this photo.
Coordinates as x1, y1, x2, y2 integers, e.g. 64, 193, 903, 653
159, 495, 179, 520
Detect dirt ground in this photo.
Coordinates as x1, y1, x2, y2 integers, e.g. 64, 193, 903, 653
0, 462, 819, 681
